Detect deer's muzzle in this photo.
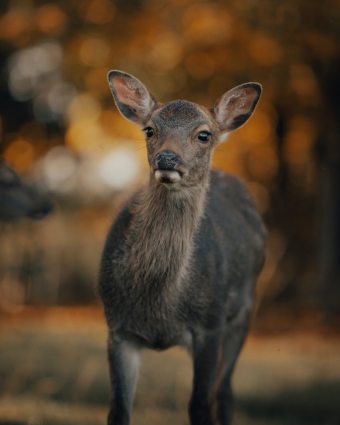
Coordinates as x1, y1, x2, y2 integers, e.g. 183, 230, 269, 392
155, 150, 179, 170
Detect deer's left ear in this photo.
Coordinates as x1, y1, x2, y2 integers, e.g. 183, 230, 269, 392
212, 83, 262, 137
108, 70, 158, 128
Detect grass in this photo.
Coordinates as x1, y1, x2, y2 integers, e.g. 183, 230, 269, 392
0, 307, 340, 425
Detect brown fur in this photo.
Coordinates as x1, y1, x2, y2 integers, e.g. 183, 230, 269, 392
99, 71, 265, 425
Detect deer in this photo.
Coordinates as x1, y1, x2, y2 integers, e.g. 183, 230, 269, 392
98, 70, 266, 425
0, 159, 51, 221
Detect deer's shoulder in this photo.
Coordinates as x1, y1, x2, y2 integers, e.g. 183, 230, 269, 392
208, 169, 266, 254
209, 169, 249, 201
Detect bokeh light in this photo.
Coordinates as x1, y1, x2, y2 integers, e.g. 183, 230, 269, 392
42, 146, 78, 193
8, 41, 63, 101
98, 147, 141, 190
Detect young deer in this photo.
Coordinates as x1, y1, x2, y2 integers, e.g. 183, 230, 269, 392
0, 159, 51, 221
98, 71, 266, 425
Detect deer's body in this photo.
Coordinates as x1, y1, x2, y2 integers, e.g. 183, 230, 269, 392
100, 170, 264, 349
98, 72, 265, 425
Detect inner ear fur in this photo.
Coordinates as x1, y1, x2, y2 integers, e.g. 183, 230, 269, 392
108, 70, 158, 127
212, 83, 262, 134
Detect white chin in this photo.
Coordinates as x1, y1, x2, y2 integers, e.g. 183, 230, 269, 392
155, 170, 181, 185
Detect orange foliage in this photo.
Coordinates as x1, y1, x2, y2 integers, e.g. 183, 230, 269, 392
0, 0, 329, 196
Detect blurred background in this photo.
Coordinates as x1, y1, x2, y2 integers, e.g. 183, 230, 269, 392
0, 0, 339, 424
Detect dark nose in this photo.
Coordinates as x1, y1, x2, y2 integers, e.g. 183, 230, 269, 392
155, 150, 179, 170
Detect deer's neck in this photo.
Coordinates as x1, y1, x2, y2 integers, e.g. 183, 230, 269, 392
125, 177, 209, 290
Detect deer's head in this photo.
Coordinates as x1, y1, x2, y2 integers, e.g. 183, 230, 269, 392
108, 71, 261, 189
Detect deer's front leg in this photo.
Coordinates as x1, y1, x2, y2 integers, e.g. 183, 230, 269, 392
189, 329, 221, 425
107, 332, 140, 425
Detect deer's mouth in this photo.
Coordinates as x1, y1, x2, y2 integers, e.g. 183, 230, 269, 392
154, 169, 182, 185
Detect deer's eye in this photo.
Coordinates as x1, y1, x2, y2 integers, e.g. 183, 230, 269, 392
197, 131, 211, 142
143, 127, 154, 138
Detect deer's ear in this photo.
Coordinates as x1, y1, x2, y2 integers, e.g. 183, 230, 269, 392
212, 83, 262, 137
108, 70, 158, 128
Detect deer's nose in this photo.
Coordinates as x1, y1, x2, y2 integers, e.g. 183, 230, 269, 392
155, 150, 179, 170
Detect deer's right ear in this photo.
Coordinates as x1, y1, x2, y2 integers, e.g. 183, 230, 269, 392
108, 70, 158, 128
212, 83, 262, 139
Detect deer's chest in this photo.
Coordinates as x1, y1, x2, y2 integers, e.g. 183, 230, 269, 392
118, 323, 192, 350
106, 293, 191, 350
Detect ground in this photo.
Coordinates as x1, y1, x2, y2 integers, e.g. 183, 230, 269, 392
0, 307, 339, 425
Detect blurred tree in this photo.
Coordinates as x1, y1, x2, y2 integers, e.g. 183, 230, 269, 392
0, 0, 339, 310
